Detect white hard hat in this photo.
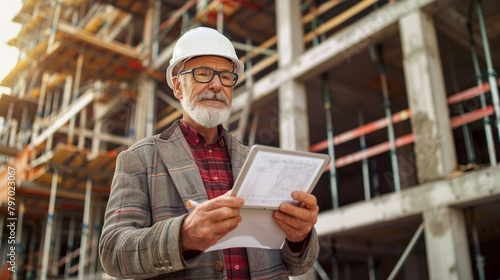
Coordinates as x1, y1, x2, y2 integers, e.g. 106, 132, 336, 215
166, 27, 244, 89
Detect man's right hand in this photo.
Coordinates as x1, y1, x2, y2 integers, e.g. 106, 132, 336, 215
181, 193, 244, 252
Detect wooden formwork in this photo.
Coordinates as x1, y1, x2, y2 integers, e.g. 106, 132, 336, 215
29, 143, 116, 195
0, 94, 38, 122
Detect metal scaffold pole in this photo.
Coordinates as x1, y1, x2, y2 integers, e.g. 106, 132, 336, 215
14, 200, 25, 280
370, 44, 401, 192
323, 74, 339, 209
41, 169, 59, 280
217, 1, 224, 33
78, 177, 93, 280
368, 254, 376, 280
475, 0, 500, 144
467, 3, 498, 166
65, 214, 76, 278
472, 223, 486, 280
387, 222, 425, 280
359, 111, 371, 201
26, 224, 38, 280
467, 14, 497, 165
0, 214, 3, 260
89, 205, 103, 274
447, 42, 477, 164
52, 214, 63, 276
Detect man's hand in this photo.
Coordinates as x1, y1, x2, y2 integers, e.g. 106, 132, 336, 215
181, 193, 244, 252
273, 191, 319, 243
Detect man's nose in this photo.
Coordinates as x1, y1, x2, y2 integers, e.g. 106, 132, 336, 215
208, 74, 223, 91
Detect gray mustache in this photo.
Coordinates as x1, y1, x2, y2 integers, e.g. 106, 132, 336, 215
196, 91, 230, 106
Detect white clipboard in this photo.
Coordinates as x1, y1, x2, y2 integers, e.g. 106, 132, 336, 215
229, 145, 330, 210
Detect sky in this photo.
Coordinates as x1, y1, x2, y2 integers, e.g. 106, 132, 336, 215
0, 0, 23, 95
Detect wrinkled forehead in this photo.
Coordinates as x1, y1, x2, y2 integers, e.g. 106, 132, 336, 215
184, 56, 234, 70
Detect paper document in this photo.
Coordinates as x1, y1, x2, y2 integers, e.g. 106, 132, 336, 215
206, 208, 285, 252
231, 145, 330, 209
206, 145, 329, 251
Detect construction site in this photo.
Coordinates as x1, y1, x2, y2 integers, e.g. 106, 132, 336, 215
1, 0, 500, 279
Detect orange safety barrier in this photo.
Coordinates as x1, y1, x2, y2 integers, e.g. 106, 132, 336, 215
450, 105, 494, 128
447, 78, 500, 105
311, 79, 500, 153
327, 134, 415, 170
310, 109, 411, 152
312, 78, 499, 169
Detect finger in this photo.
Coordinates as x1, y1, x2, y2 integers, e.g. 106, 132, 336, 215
206, 206, 241, 222
273, 215, 309, 242
212, 215, 242, 235
279, 203, 314, 223
204, 196, 244, 211
291, 191, 319, 210
273, 210, 305, 231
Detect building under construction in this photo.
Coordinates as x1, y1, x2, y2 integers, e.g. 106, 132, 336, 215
0, 0, 499, 279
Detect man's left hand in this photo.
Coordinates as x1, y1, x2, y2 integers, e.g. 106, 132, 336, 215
273, 191, 319, 243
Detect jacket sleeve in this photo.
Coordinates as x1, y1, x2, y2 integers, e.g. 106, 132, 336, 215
99, 145, 193, 279
281, 228, 320, 276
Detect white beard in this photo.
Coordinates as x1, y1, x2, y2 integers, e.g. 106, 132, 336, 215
181, 91, 231, 128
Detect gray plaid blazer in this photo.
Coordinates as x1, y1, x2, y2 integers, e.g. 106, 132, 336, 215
99, 120, 319, 279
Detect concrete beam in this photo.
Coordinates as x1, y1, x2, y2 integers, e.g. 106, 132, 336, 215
233, 0, 456, 112
316, 164, 500, 236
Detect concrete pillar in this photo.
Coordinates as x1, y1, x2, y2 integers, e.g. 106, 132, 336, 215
276, 0, 309, 151
423, 208, 473, 280
399, 10, 456, 183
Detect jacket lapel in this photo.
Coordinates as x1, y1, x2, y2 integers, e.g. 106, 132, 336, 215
223, 130, 250, 182
155, 122, 208, 210
155, 121, 251, 210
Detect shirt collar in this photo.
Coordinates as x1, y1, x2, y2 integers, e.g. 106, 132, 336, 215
180, 119, 225, 148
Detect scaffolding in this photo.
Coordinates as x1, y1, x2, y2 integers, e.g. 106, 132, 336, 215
1, 0, 500, 279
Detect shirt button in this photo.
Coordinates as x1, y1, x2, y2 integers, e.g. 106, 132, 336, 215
235, 265, 240, 270
208, 149, 212, 153
213, 176, 218, 180
215, 261, 224, 272
195, 139, 199, 142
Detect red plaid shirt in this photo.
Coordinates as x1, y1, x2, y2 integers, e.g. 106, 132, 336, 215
181, 120, 250, 280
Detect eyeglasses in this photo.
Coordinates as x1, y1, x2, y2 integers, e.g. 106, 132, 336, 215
179, 67, 239, 87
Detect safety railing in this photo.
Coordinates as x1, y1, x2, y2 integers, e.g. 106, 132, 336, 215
311, 79, 500, 208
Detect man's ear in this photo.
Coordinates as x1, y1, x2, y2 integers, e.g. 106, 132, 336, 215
172, 76, 183, 100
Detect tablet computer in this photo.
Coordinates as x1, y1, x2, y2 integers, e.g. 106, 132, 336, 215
230, 145, 330, 210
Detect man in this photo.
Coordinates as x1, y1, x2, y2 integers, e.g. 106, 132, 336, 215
99, 27, 319, 279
